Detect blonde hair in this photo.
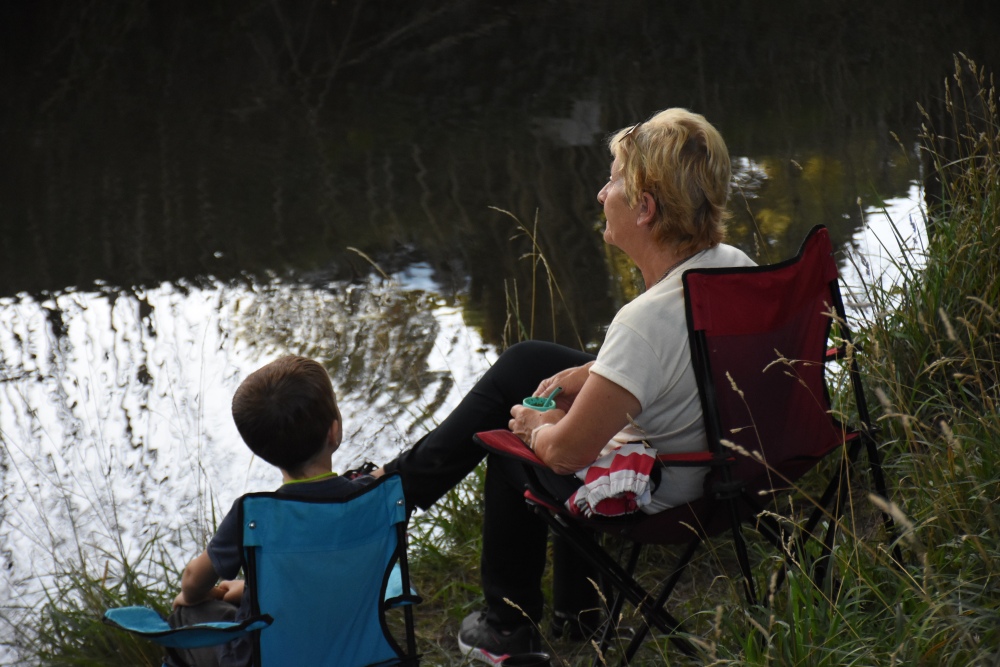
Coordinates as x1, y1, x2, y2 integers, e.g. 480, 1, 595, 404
609, 108, 731, 255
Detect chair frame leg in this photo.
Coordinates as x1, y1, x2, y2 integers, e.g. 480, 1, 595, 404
592, 542, 640, 665
395, 523, 419, 664
862, 433, 905, 568
726, 499, 759, 607
757, 433, 904, 601
620, 536, 702, 664
532, 507, 699, 659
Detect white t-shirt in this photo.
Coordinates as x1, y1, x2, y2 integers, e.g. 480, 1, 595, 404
590, 243, 756, 512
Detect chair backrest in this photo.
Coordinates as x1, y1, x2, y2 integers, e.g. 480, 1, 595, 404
683, 225, 852, 497
240, 473, 415, 667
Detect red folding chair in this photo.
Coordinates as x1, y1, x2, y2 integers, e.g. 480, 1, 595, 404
475, 225, 899, 663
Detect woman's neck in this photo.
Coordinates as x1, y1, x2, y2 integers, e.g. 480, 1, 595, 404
641, 245, 699, 289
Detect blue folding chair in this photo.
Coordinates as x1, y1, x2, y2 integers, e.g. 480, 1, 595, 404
104, 473, 420, 666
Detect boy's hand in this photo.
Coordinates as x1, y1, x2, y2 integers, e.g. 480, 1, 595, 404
172, 580, 244, 609
215, 579, 245, 603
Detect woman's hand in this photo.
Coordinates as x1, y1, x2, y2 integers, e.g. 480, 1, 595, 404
524, 372, 642, 475
509, 404, 565, 445
534, 362, 595, 411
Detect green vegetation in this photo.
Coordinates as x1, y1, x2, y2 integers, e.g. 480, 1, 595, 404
9, 536, 178, 666
7, 56, 999, 665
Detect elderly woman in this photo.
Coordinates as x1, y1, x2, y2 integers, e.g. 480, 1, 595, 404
379, 108, 755, 663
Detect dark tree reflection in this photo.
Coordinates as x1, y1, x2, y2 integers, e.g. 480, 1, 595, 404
1, 0, 997, 346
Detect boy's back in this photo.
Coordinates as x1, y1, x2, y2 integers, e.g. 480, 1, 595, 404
182, 474, 375, 667
168, 356, 374, 667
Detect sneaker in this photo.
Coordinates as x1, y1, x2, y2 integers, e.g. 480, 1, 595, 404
457, 611, 540, 666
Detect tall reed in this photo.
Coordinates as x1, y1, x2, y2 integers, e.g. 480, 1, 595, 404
12, 536, 178, 666
703, 53, 1000, 667
850, 54, 999, 664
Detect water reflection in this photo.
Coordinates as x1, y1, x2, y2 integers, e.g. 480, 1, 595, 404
0, 275, 494, 639
4, 1, 994, 342
0, 202, 927, 655
0, 0, 993, 656
841, 184, 928, 316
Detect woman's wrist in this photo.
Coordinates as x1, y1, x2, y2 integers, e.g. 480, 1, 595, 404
529, 423, 553, 451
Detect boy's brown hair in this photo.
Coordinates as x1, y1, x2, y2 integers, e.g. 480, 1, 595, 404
231, 355, 341, 474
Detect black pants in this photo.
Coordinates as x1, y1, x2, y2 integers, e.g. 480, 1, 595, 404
164, 600, 240, 667
384, 340, 599, 628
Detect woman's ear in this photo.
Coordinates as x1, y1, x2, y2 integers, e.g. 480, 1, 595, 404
636, 191, 657, 228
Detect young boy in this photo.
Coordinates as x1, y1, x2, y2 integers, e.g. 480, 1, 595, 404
166, 355, 375, 667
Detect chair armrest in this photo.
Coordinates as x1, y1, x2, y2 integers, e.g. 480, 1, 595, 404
478, 431, 735, 471
103, 607, 273, 649
523, 489, 563, 513
826, 339, 866, 361
385, 562, 422, 608
474, 430, 548, 469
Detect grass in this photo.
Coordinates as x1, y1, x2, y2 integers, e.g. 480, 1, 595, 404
850, 55, 999, 665
6, 55, 999, 665
407, 55, 1000, 666
498, 206, 587, 351
12, 536, 179, 666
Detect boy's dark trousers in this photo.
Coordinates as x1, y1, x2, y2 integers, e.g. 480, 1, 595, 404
163, 600, 239, 667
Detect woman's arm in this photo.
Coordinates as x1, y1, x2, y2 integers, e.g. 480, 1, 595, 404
510, 372, 640, 475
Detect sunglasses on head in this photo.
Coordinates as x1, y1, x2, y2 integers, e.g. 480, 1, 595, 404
622, 121, 643, 141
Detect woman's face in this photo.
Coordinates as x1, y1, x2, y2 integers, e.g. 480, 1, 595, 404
597, 155, 639, 250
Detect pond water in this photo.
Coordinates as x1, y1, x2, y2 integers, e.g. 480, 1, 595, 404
0, 1, 995, 658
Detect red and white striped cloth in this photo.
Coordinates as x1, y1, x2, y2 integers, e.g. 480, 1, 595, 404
566, 443, 656, 517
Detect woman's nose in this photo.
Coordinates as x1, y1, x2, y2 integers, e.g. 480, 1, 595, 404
597, 184, 607, 204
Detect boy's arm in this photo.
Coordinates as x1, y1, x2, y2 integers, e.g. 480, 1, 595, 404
173, 550, 219, 608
